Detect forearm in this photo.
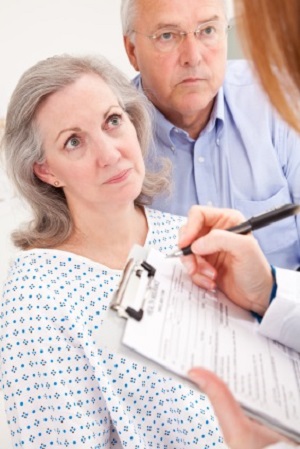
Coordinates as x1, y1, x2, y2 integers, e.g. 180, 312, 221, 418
264, 443, 299, 449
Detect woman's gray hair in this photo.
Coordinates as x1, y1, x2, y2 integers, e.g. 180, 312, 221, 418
2, 54, 169, 250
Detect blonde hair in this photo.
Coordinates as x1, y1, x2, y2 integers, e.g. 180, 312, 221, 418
236, 0, 300, 132
3, 54, 169, 249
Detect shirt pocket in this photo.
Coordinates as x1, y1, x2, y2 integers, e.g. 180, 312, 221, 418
233, 185, 298, 256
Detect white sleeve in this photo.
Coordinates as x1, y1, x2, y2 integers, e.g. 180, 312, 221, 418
264, 443, 300, 449
258, 268, 300, 352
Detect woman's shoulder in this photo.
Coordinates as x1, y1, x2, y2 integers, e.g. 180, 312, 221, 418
2, 248, 122, 312
144, 207, 187, 253
145, 207, 187, 227
8, 248, 82, 269
3, 248, 120, 287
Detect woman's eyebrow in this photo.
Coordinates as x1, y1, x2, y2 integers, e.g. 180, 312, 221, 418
55, 127, 81, 142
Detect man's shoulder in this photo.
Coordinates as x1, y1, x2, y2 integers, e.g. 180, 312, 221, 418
131, 73, 141, 88
222, 59, 272, 110
224, 59, 259, 86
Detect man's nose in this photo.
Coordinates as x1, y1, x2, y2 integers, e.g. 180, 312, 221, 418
179, 32, 203, 67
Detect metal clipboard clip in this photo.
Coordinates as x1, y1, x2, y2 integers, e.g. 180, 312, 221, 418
110, 245, 156, 321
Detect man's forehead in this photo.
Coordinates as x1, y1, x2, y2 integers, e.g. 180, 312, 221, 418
134, 0, 226, 22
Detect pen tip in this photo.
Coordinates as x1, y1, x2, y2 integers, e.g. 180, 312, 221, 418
166, 250, 182, 258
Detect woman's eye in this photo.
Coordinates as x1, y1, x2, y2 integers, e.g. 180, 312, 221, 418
106, 114, 122, 128
65, 135, 81, 150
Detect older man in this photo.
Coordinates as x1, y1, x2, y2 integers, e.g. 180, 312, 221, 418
120, 0, 300, 270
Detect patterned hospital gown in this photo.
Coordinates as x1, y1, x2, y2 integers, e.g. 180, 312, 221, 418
1, 208, 225, 448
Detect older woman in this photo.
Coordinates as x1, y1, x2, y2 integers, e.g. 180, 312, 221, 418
1, 54, 224, 448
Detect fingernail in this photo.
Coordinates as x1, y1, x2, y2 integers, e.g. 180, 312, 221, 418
192, 239, 204, 253
178, 226, 187, 241
188, 370, 207, 390
202, 280, 216, 291
202, 269, 215, 280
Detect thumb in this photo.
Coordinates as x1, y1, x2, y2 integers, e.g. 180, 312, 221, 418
188, 368, 288, 449
188, 368, 249, 446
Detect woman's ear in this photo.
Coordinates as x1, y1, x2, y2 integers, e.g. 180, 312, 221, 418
33, 161, 57, 186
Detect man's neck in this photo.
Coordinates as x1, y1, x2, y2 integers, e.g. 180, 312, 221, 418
157, 100, 215, 140
172, 110, 212, 139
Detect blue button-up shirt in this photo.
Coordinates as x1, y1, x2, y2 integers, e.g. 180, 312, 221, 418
133, 60, 300, 269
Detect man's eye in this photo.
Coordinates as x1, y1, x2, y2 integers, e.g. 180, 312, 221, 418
202, 25, 216, 36
158, 32, 176, 42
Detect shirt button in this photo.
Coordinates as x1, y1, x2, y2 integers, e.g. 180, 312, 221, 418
216, 138, 220, 146
198, 156, 205, 163
171, 145, 175, 152
174, 128, 179, 133
207, 201, 213, 206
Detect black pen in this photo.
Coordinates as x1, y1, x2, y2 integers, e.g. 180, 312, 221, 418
167, 203, 300, 258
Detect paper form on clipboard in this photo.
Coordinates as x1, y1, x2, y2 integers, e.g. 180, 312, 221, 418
109, 244, 300, 443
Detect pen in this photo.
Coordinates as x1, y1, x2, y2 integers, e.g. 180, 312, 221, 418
167, 203, 300, 258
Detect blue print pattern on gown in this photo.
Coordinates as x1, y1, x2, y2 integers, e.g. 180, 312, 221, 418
0, 208, 225, 448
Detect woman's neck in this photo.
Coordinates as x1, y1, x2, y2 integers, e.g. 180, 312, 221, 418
56, 204, 148, 270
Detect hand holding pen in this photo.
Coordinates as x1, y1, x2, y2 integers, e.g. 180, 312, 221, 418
172, 204, 300, 316
168, 203, 300, 258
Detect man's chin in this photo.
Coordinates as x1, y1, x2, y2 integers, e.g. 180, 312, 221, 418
176, 93, 212, 113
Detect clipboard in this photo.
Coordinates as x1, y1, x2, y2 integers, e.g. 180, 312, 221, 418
110, 245, 156, 322
105, 244, 300, 443
96, 244, 194, 386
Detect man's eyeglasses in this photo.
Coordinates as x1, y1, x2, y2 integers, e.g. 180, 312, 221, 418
131, 21, 231, 53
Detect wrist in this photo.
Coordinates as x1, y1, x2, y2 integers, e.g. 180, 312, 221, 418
268, 265, 277, 304
252, 265, 277, 322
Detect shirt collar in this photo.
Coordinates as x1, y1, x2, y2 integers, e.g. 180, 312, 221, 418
206, 87, 224, 134
133, 74, 225, 145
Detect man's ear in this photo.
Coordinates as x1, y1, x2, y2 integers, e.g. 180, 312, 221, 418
124, 35, 140, 71
33, 161, 57, 186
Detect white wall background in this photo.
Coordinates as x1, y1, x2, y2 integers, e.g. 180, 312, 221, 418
0, 1, 235, 448
0, 0, 236, 117
0, 0, 135, 118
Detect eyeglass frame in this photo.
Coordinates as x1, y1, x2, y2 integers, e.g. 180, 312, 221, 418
130, 20, 232, 53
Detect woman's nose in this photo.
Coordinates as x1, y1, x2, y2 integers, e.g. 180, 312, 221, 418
93, 136, 121, 167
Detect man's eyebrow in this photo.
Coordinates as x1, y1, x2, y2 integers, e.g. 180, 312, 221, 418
153, 15, 221, 30
153, 22, 182, 30
199, 15, 221, 23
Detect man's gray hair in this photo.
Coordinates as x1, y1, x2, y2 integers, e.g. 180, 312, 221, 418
2, 54, 169, 249
121, 0, 137, 35
121, 0, 228, 36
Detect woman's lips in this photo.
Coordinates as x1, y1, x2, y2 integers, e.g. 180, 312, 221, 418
104, 168, 132, 184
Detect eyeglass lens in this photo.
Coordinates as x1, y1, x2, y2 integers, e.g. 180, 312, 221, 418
150, 21, 229, 52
